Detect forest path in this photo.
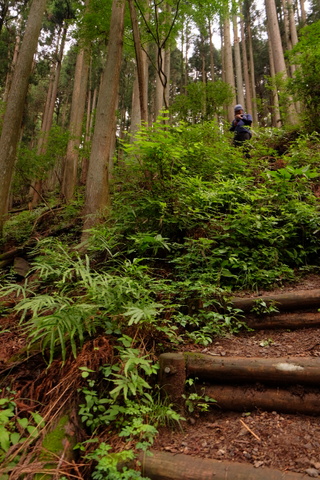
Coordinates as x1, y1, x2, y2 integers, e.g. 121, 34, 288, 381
148, 277, 320, 479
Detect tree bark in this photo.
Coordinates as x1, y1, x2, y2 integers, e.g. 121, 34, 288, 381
62, 46, 89, 202
299, 0, 306, 25
287, 0, 298, 47
232, 289, 320, 312
240, 17, 253, 117
130, 72, 141, 136
246, 311, 320, 330
265, 0, 288, 75
223, 16, 235, 122
154, 46, 165, 118
3, 19, 22, 103
233, 15, 244, 109
208, 20, 215, 81
138, 451, 310, 480
246, 17, 258, 124
82, 0, 125, 235
184, 353, 320, 385
158, 353, 186, 409
265, 0, 297, 122
31, 23, 67, 207
267, 23, 281, 126
164, 43, 171, 109
200, 384, 320, 415
0, 0, 47, 236
128, 0, 148, 124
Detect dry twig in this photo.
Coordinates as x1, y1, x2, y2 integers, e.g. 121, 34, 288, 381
239, 418, 261, 442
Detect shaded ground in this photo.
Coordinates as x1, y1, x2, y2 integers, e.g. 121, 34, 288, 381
154, 410, 320, 475
153, 325, 320, 476
152, 274, 320, 476
2, 275, 320, 476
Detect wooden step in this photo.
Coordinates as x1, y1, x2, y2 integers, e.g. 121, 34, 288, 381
198, 384, 320, 415
232, 289, 320, 312
185, 353, 320, 385
137, 451, 309, 480
245, 311, 320, 329
159, 352, 320, 414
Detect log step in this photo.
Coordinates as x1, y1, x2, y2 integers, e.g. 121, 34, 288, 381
245, 311, 320, 329
159, 353, 320, 414
232, 289, 320, 312
199, 384, 320, 415
138, 451, 309, 480
185, 353, 320, 385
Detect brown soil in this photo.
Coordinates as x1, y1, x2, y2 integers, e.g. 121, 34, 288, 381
154, 410, 320, 475
154, 326, 320, 476
153, 274, 320, 477
2, 275, 320, 477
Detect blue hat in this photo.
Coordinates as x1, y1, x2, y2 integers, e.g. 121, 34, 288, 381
234, 104, 244, 112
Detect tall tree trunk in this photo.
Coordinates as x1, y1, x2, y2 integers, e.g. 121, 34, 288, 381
267, 22, 281, 127
82, 0, 125, 235
200, 32, 206, 84
128, 0, 148, 124
223, 16, 235, 122
81, 81, 99, 185
240, 18, 252, 116
282, 0, 292, 50
183, 21, 190, 93
265, 0, 289, 75
265, 0, 297, 122
287, 0, 298, 46
299, 0, 306, 25
62, 46, 89, 202
130, 71, 141, 136
164, 44, 171, 109
220, 21, 225, 82
233, 15, 244, 109
246, 19, 258, 124
208, 20, 215, 81
154, 46, 165, 118
3, 20, 22, 103
31, 24, 67, 207
0, 0, 47, 236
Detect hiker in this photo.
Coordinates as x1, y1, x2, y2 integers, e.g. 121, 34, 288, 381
229, 104, 252, 147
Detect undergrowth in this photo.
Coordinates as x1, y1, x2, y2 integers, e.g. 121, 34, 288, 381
1, 120, 320, 478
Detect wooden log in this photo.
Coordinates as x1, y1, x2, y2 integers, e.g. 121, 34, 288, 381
185, 353, 320, 385
232, 289, 320, 312
138, 451, 308, 480
199, 384, 320, 415
0, 247, 22, 268
158, 353, 186, 408
246, 311, 320, 329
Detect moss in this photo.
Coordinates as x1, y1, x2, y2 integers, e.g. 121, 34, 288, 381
35, 414, 76, 479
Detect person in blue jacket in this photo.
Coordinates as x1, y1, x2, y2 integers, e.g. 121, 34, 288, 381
229, 104, 252, 147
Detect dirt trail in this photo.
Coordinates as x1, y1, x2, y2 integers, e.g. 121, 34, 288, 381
153, 275, 320, 478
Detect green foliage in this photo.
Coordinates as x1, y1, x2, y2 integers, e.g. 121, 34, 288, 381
113, 121, 320, 290
170, 80, 234, 123
78, 338, 182, 479
14, 125, 69, 193
3, 117, 320, 478
2, 208, 47, 244
250, 299, 279, 316
0, 389, 45, 477
287, 21, 320, 132
0, 239, 177, 363
183, 379, 216, 413
85, 443, 150, 480
76, 0, 113, 45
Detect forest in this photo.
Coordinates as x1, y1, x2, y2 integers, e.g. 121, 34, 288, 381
0, 0, 320, 477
